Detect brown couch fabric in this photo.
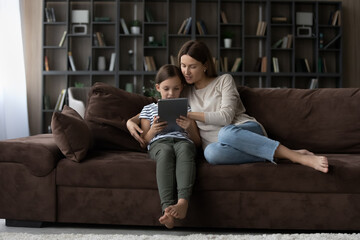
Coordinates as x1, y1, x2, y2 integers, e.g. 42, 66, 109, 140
85, 82, 157, 152
0, 163, 56, 222
0, 134, 62, 177
239, 87, 360, 153
51, 105, 93, 162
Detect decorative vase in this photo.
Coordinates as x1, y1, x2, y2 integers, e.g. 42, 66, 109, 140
224, 38, 232, 48
97, 56, 106, 71
131, 26, 140, 34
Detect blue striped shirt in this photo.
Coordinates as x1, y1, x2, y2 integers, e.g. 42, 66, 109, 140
139, 102, 192, 149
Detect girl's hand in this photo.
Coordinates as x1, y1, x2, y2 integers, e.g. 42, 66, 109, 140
176, 115, 192, 131
150, 116, 167, 134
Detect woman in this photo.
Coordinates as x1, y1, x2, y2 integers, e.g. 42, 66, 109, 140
127, 40, 329, 175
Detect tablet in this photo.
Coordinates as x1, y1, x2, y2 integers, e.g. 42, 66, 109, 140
158, 98, 188, 132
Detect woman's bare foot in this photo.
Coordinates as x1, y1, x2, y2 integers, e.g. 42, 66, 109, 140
297, 154, 329, 173
294, 149, 315, 155
165, 199, 188, 219
159, 212, 175, 229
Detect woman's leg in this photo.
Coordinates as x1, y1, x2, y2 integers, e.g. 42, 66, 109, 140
165, 139, 196, 219
274, 144, 329, 173
205, 122, 279, 165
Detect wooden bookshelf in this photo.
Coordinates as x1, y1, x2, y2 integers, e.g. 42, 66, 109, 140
42, 0, 342, 132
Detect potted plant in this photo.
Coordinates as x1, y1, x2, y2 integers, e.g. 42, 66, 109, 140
222, 31, 234, 48
130, 20, 141, 34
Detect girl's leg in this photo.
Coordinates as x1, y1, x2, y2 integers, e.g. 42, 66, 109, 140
149, 139, 177, 212
166, 139, 196, 219
205, 122, 279, 165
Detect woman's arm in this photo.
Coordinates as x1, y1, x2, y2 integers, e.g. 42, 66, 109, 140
187, 112, 205, 123
126, 113, 146, 147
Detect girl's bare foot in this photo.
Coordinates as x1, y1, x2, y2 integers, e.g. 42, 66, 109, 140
298, 154, 329, 173
165, 199, 188, 219
159, 212, 174, 229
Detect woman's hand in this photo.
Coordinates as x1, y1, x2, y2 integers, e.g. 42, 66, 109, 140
126, 118, 146, 148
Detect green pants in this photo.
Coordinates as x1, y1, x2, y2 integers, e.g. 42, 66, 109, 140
149, 137, 196, 212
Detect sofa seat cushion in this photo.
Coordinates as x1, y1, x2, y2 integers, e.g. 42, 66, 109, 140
56, 150, 157, 189
57, 151, 360, 194
0, 134, 62, 177
195, 154, 360, 193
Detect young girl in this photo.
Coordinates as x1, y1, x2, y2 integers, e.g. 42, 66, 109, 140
139, 64, 201, 228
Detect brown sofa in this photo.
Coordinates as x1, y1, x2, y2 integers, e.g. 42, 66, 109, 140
1, 82, 360, 230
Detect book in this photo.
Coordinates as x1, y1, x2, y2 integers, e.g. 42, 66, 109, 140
177, 18, 188, 34
54, 89, 66, 111
272, 38, 283, 48
183, 17, 192, 34
304, 58, 311, 72
253, 57, 262, 72
256, 21, 267, 36
309, 78, 318, 89
223, 57, 228, 72
271, 16, 287, 23
221, 11, 228, 24
44, 56, 49, 71
94, 17, 111, 22
58, 30, 67, 47
331, 10, 340, 26
45, 8, 56, 22
199, 20, 208, 35
68, 52, 76, 71
323, 34, 341, 49
120, 18, 129, 35
96, 32, 106, 46
272, 57, 279, 73
145, 9, 154, 22
261, 56, 267, 72
109, 53, 116, 71
149, 56, 156, 71
196, 21, 204, 35
50, 7, 56, 22
286, 34, 293, 48
231, 57, 242, 72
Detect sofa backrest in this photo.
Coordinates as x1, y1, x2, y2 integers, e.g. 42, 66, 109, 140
84, 82, 157, 152
238, 87, 360, 153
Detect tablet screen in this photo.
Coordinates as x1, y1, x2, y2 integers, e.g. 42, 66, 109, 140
158, 98, 188, 132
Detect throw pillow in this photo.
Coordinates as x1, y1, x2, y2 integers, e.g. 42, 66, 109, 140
85, 82, 157, 152
51, 105, 93, 162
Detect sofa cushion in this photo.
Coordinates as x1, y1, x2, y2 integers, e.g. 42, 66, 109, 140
51, 105, 93, 162
0, 134, 62, 177
84, 82, 157, 152
56, 150, 157, 189
56, 151, 360, 194
239, 87, 360, 153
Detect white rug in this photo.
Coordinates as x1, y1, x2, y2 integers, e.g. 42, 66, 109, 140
1, 233, 360, 240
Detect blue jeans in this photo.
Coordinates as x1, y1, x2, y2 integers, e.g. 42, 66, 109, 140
204, 122, 280, 165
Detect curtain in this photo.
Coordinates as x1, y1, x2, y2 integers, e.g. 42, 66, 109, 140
0, 0, 29, 140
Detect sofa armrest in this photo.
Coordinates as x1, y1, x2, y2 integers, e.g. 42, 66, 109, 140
0, 134, 63, 177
